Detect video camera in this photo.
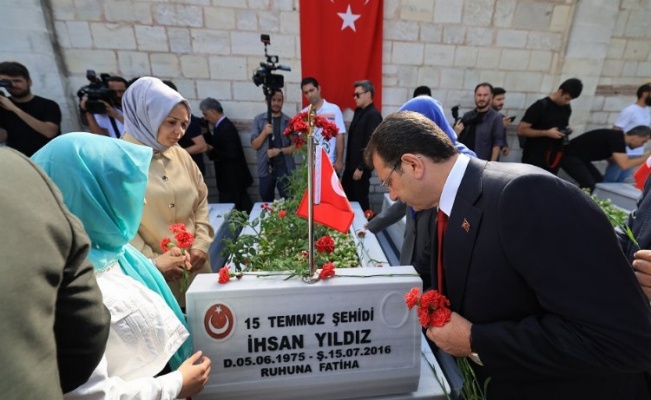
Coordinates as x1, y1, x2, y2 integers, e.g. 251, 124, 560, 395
451, 105, 481, 127
76, 70, 116, 114
252, 34, 290, 97
0, 79, 13, 96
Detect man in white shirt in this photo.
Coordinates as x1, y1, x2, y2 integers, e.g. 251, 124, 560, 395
300, 77, 346, 173
604, 83, 651, 182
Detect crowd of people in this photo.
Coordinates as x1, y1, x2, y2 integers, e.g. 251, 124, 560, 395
2, 58, 651, 399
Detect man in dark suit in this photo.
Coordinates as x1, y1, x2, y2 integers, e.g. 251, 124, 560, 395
200, 97, 253, 212
365, 111, 651, 400
342, 79, 383, 211
622, 173, 651, 300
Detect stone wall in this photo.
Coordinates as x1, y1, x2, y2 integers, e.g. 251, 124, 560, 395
1, 0, 650, 210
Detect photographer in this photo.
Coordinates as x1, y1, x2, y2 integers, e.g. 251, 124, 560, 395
80, 75, 128, 138
0, 61, 61, 156
251, 89, 296, 202
453, 82, 505, 161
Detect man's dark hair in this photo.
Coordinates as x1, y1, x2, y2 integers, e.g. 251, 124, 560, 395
0, 61, 30, 80
364, 111, 457, 170
300, 77, 319, 89
107, 76, 128, 87
475, 82, 494, 93
492, 87, 506, 96
199, 97, 223, 114
162, 80, 178, 91
636, 83, 651, 99
625, 125, 651, 137
559, 78, 583, 99
354, 80, 375, 98
412, 86, 431, 98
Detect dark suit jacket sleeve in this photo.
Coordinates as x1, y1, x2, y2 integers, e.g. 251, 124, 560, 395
621, 173, 651, 261
472, 174, 651, 380
366, 200, 406, 233
357, 109, 383, 172
211, 120, 244, 162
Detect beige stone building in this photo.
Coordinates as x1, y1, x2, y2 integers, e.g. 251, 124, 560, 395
1, 0, 649, 207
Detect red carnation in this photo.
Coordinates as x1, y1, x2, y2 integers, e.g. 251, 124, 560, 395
169, 223, 187, 234
315, 235, 335, 254
357, 230, 367, 238
160, 237, 172, 252
364, 209, 374, 220
430, 307, 452, 327
174, 231, 195, 249
218, 266, 231, 284
404, 287, 420, 310
278, 210, 287, 219
319, 262, 336, 280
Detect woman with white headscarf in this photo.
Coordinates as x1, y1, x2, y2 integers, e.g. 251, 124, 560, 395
121, 77, 214, 307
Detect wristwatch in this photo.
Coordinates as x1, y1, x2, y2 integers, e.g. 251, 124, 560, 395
468, 352, 483, 366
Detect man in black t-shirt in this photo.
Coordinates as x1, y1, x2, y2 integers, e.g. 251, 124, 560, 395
560, 126, 651, 192
517, 78, 583, 174
0, 62, 61, 156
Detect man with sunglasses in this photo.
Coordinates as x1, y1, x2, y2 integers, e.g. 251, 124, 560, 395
365, 111, 651, 400
342, 80, 382, 211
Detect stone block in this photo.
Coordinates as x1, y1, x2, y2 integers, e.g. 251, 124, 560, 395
454, 46, 478, 67
442, 26, 465, 45
606, 38, 627, 60
231, 31, 268, 56
495, 29, 527, 48
103, 1, 152, 24
135, 26, 169, 52
384, 20, 419, 41
150, 53, 180, 78
392, 42, 424, 65
168, 28, 192, 54
513, 2, 553, 31
153, 4, 203, 28
280, 11, 299, 35
222, 100, 261, 120
54, 22, 71, 49
232, 81, 266, 101
624, 40, 650, 61
51, 0, 75, 20
603, 96, 629, 112
590, 95, 605, 112
611, 10, 628, 37
396, 66, 418, 92
434, 0, 462, 24
539, 73, 556, 93
196, 79, 232, 100
180, 55, 210, 78
205, 7, 236, 30
622, 61, 638, 77
440, 68, 465, 89
258, 10, 281, 33
416, 67, 440, 90
237, 9, 258, 30
476, 48, 501, 69
625, 10, 649, 38
463, 69, 481, 91
602, 60, 624, 77
65, 49, 118, 74
526, 32, 562, 51
529, 50, 552, 72
504, 91, 526, 110
273, 0, 294, 12
248, 0, 270, 9
494, 0, 516, 28
463, 0, 494, 26
549, 5, 572, 32
382, 87, 409, 109
90, 23, 137, 50
419, 23, 442, 42
400, 0, 434, 22
117, 51, 151, 77
212, 0, 248, 7
505, 71, 543, 92
499, 49, 529, 70
208, 55, 248, 80
66, 21, 93, 48
424, 44, 455, 67
74, 0, 102, 21
192, 29, 231, 55
174, 78, 198, 100
466, 27, 494, 46
590, 111, 610, 125
637, 62, 651, 77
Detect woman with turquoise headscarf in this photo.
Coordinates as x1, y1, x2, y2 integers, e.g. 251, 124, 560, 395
32, 133, 210, 399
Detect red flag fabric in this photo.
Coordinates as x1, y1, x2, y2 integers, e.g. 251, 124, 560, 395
297, 147, 355, 233
634, 155, 651, 190
299, 0, 383, 112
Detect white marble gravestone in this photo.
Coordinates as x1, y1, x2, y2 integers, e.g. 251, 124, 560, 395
186, 266, 423, 400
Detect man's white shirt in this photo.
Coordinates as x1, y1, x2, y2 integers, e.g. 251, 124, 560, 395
301, 99, 346, 163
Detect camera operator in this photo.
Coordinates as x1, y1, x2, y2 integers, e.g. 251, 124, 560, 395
0, 61, 61, 156
453, 82, 506, 161
80, 76, 128, 138
251, 88, 296, 202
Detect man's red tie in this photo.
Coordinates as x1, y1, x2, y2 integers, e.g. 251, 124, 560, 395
436, 209, 448, 293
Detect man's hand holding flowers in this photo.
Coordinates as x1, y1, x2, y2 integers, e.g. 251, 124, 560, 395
425, 311, 473, 357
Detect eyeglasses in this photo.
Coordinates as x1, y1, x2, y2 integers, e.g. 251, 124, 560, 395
353, 91, 368, 99
380, 162, 400, 192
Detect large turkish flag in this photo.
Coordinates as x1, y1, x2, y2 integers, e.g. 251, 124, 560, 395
300, 0, 383, 112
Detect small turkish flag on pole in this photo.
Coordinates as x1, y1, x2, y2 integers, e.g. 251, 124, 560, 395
634, 155, 651, 190
299, 0, 384, 112
297, 146, 355, 233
